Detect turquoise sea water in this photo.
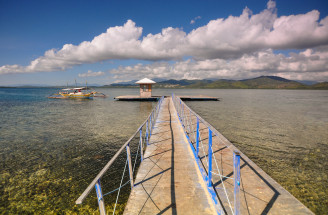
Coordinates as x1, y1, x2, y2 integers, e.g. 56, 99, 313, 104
0, 88, 327, 213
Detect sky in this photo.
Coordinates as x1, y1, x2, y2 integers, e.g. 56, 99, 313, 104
0, 0, 328, 86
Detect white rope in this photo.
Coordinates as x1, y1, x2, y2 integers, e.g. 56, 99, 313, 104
113, 158, 128, 215
103, 180, 130, 197
199, 127, 209, 167
133, 136, 141, 173
185, 109, 192, 140
188, 109, 197, 145
210, 171, 234, 180
210, 143, 234, 215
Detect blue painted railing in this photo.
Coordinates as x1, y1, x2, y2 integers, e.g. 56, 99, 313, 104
76, 96, 164, 215
172, 94, 241, 215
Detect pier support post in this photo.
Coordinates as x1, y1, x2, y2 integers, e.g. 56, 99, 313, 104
208, 129, 213, 187
234, 151, 241, 215
140, 129, 143, 161
196, 118, 199, 157
95, 179, 106, 215
126, 144, 134, 189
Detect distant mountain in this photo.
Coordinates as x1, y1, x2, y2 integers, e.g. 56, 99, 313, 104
152, 78, 168, 82
108, 80, 138, 87
155, 79, 213, 87
297, 80, 318, 85
105, 76, 327, 89
311, 82, 328, 89
179, 76, 304, 89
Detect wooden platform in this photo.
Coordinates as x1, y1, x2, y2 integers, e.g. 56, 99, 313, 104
178, 95, 219, 101
114, 95, 219, 101
124, 97, 313, 214
114, 95, 161, 101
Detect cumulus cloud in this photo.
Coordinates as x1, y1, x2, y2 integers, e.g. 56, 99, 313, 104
190, 16, 201, 24
78, 70, 105, 77
1, 0, 328, 81
109, 47, 328, 81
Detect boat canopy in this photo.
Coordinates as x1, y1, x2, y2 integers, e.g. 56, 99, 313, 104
62, 87, 88, 91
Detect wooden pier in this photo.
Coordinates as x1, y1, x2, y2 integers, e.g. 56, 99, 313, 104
124, 97, 217, 214
124, 97, 312, 214
76, 96, 312, 215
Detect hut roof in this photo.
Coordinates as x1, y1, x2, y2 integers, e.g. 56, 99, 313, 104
135, 78, 156, 84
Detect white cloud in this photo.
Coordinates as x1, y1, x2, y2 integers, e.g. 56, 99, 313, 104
109, 47, 328, 81
78, 70, 105, 77
1, 0, 328, 82
190, 16, 201, 24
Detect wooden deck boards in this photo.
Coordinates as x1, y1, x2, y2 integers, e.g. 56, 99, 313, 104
124, 96, 312, 215
124, 97, 217, 214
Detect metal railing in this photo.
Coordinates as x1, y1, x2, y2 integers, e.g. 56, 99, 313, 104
75, 96, 164, 215
172, 94, 241, 215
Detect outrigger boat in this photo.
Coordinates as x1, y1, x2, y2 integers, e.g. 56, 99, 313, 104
48, 87, 106, 99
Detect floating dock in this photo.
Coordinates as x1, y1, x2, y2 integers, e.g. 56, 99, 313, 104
114, 95, 219, 101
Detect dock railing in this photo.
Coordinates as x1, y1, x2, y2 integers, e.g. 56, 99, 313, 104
172, 94, 241, 215
75, 96, 164, 215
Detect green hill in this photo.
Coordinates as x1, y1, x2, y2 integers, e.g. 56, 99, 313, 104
185, 76, 307, 89
311, 82, 328, 89
107, 76, 327, 89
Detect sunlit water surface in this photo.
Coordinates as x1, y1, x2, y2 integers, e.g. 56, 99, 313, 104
0, 88, 327, 213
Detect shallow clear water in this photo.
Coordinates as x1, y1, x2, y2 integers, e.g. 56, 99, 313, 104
0, 88, 327, 213
0, 88, 155, 213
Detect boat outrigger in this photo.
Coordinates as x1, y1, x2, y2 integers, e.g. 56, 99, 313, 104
48, 87, 106, 99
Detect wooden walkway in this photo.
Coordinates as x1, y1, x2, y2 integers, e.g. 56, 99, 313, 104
124, 97, 313, 215
124, 97, 217, 214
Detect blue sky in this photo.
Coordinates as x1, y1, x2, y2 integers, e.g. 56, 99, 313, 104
1, 0, 328, 86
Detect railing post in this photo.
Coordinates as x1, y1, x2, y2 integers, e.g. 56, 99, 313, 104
208, 128, 213, 187
182, 103, 184, 127
179, 100, 181, 117
140, 129, 143, 161
196, 117, 199, 157
234, 151, 241, 215
126, 143, 134, 189
152, 111, 154, 126
146, 120, 149, 145
149, 115, 152, 137
95, 179, 106, 215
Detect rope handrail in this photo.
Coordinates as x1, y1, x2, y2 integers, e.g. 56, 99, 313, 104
174, 94, 234, 151
75, 96, 164, 206
172, 94, 240, 215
